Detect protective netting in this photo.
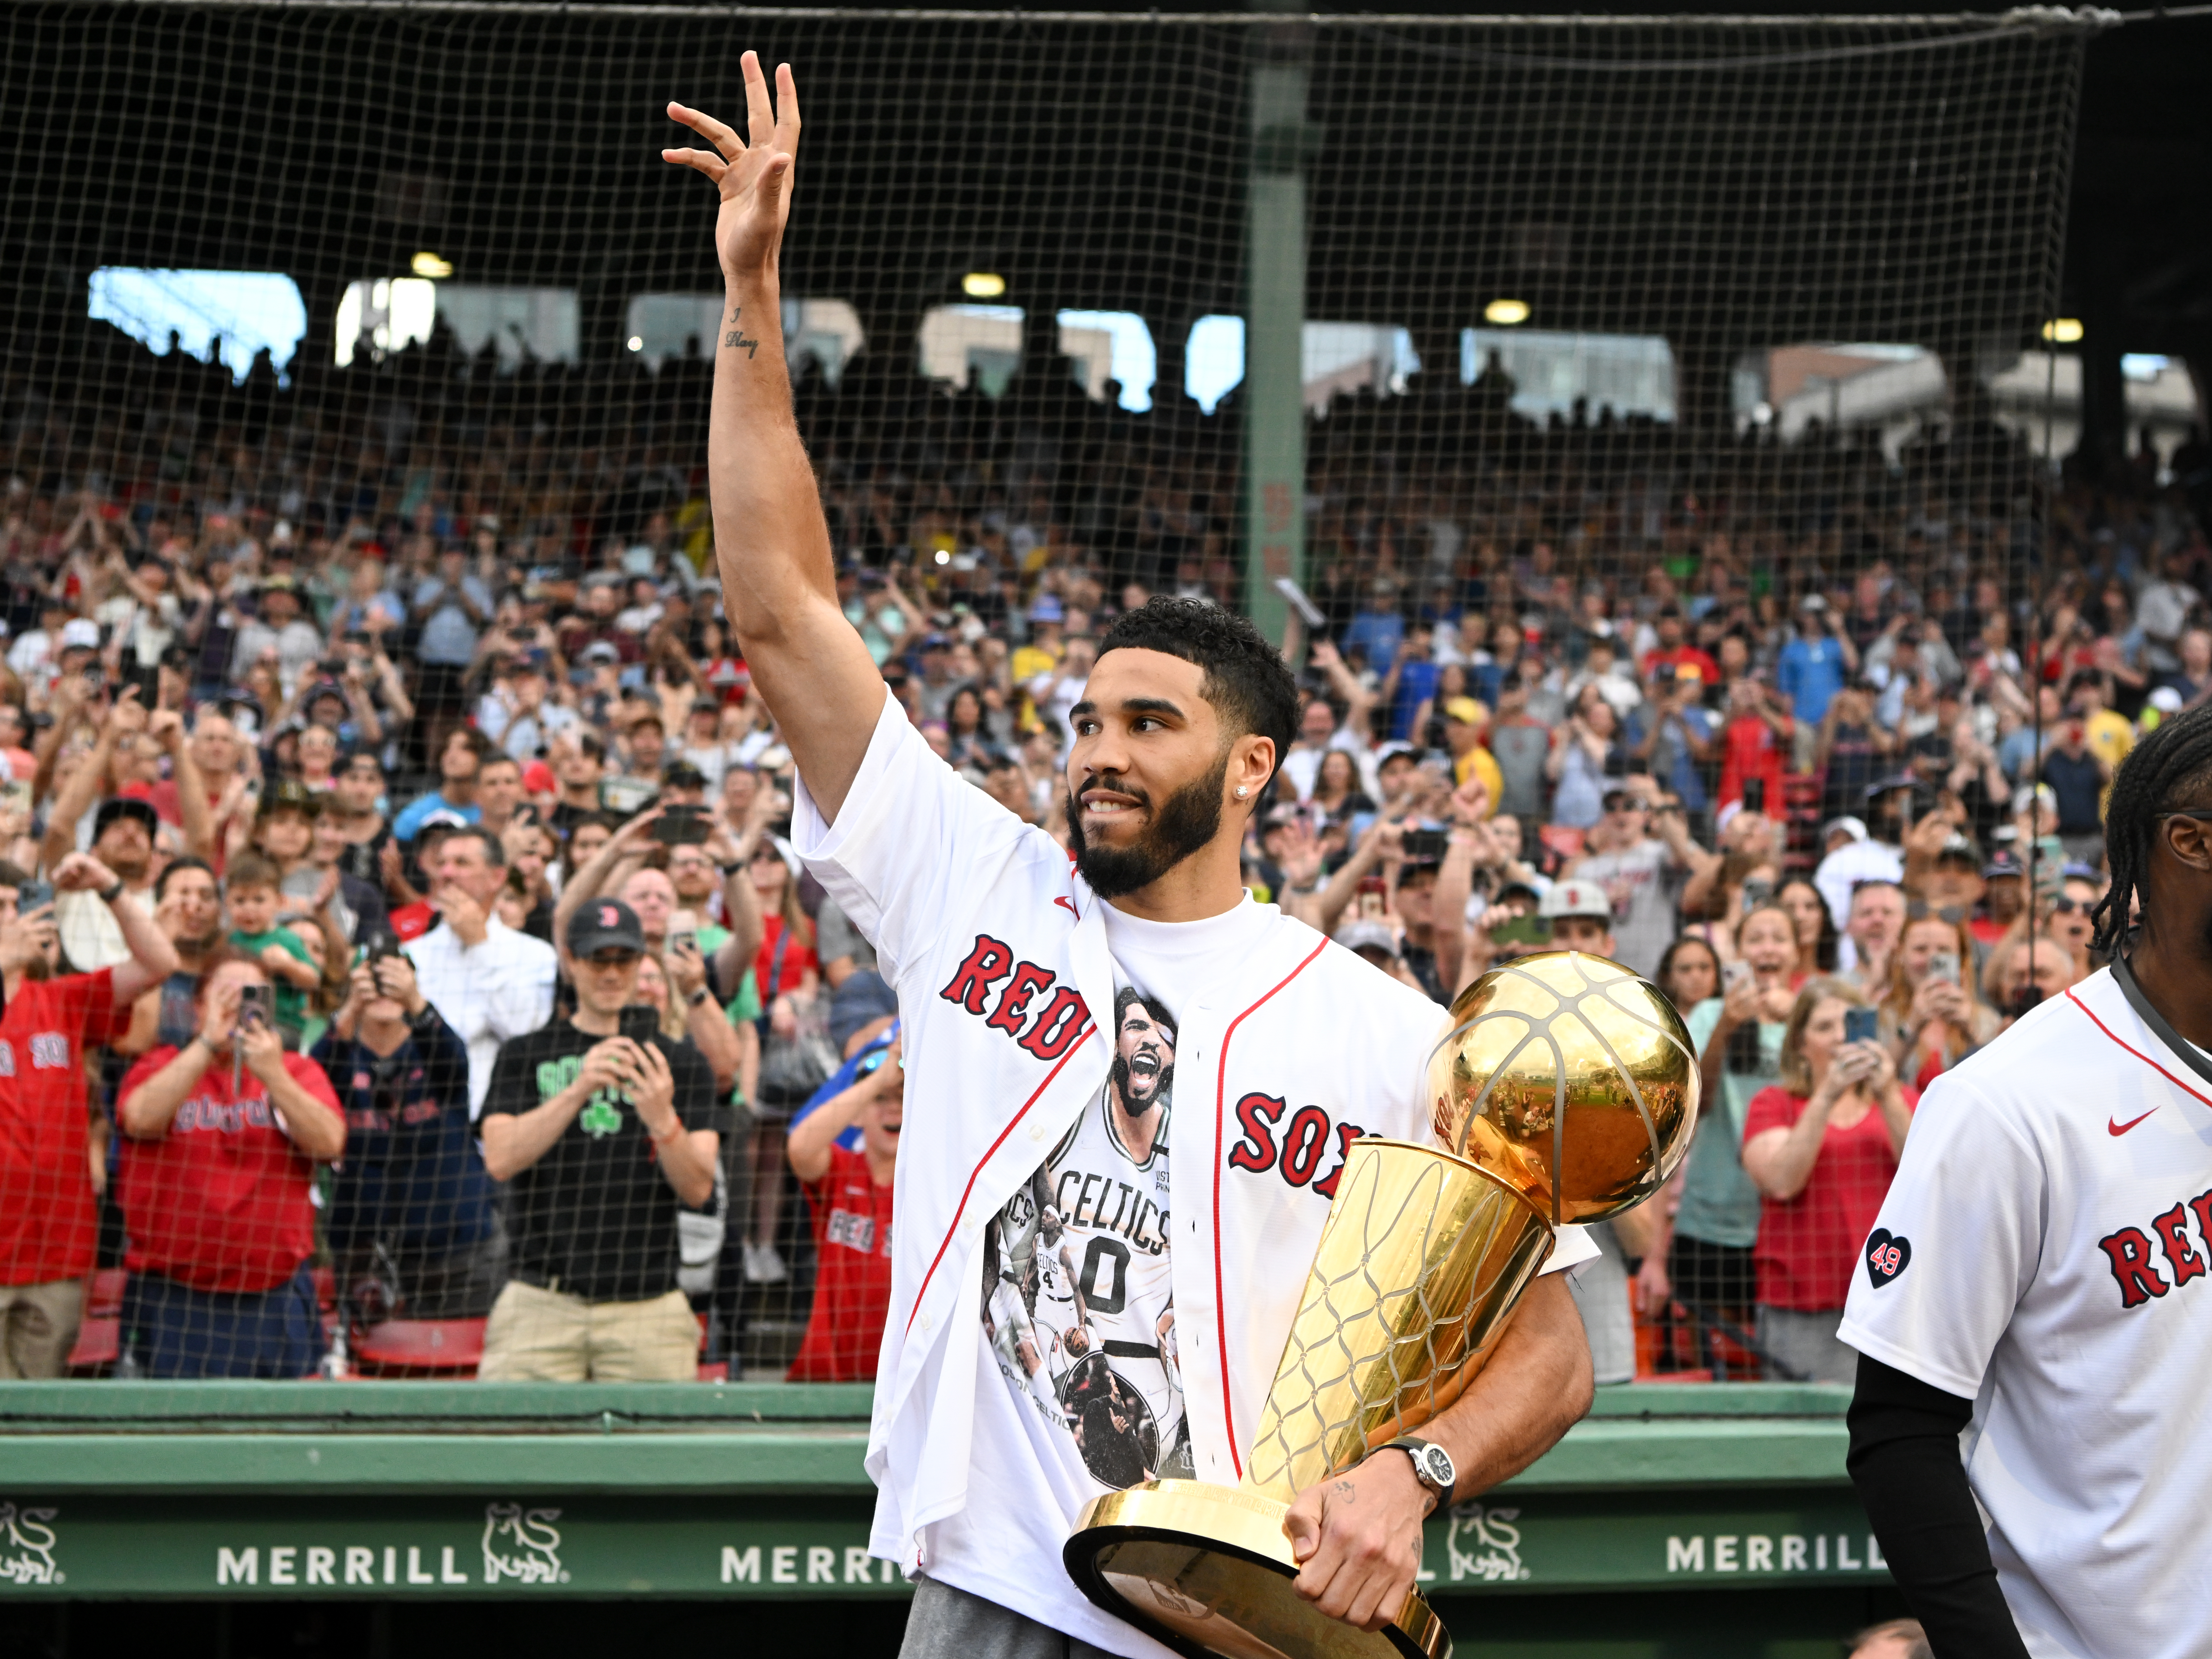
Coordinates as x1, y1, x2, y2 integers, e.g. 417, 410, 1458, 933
0, 4, 2127, 1383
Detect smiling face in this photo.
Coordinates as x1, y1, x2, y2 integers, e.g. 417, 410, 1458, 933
1063, 648, 1264, 901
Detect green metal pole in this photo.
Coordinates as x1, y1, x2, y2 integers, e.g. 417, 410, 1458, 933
1244, 52, 1308, 649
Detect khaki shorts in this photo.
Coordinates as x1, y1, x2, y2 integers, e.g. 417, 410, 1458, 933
0, 1278, 84, 1380
477, 1280, 698, 1382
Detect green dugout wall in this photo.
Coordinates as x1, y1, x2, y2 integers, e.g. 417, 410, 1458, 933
0, 1382, 1904, 1657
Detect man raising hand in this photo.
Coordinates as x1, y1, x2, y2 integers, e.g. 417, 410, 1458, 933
666, 58, 1598, 1659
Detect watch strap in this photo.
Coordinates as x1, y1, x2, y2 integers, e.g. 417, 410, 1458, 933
98, 879, 126, 904
1381, 1435, 1454, 1497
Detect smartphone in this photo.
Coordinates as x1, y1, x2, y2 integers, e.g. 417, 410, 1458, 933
352, 928, 403, 969
15, 879, 52, 913
667, 928, 699, 956
1741, 876, 1774, 911
1741, 776, 1766, 814
1927, 951, 1959, 986
1722, 959, 1751, 990
1844, 1007, 1879, 1045
618, 1005, 662, 1045
1400, 828, 1450, 863
238, 983, 275, 1030
653, 804, 712, 846
1487, 912, 1551, 947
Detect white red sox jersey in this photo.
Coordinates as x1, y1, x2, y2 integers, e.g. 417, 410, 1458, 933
1841, 965, 2212, 1659
793, 691, 1593, 1655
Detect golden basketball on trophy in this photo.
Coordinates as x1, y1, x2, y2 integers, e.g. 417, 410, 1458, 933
1065, 951, 1699, 1659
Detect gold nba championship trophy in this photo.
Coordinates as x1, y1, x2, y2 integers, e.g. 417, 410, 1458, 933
1065, 952, 1698, 1659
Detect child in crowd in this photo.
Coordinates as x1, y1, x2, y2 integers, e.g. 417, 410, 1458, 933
224, 852, 320, 1041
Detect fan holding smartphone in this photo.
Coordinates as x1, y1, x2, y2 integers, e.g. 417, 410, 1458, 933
112, 955, 347, 1377
473, 896, 729, 1381
1736, 980, 1915, 1385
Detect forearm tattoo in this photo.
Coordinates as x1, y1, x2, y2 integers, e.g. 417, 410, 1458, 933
721, 303, 759, 358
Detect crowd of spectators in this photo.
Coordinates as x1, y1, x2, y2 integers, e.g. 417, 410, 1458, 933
0, 331, 2204, 1383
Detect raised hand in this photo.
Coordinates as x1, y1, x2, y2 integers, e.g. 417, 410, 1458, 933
51, 851, 121, 893
664, 54, 802, 287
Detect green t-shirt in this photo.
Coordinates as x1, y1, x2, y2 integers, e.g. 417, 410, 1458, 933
229, 925, 317, 1036
1675, 996, 1784, 1250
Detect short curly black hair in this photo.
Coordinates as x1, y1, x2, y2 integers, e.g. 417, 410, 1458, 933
1096, 596, 1299, 781
2093, 698, 2212, 955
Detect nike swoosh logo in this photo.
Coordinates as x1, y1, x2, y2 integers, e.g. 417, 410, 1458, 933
2110, 1109, 2158, 1137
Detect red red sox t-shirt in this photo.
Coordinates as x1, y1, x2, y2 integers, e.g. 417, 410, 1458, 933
1744, 1083, 1916, 1311
0, 968, 135, 1285
787, 1142, 892, 1383
117, 1046, 341, 1293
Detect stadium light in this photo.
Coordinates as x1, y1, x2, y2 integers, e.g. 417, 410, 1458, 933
627, 336, 644, 352
1484, 298, 1531, 326
2042, 318, 2084, 344
962, 272, 1007, 299
411, 251, 454, 279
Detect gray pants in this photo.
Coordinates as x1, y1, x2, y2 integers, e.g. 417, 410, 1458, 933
1756, 1305, 1858, 1384
901, 1577, 1122, 1659
1567, 1221, 1636, 1387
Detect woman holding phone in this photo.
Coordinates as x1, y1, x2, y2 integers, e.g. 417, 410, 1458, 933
1740, 979, 1916, 1382
1661, 904, 1801, 1371
1876, 914, 1999, 1089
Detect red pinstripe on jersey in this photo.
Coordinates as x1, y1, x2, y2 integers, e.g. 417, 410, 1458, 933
903, 1021, 1097, 1337
2067, 987, 2212, 1110
1211, 936, 1330, 1480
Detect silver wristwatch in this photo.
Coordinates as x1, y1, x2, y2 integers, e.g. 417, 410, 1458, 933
1383, 1436, 1455, 1506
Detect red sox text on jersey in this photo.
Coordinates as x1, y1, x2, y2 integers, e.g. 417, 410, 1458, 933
939, 936, 1363, 1204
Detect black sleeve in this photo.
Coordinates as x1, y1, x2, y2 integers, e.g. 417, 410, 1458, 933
664, 1039, 730, 1135
1847, 1354, 2031, 1659
410, 1007, 474, 1116
477, 1036, 533, 1123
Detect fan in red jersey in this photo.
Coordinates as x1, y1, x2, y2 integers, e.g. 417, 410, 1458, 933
0, 852, 179, 1377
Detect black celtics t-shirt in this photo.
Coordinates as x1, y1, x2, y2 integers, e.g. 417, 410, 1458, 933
479, 1018, 726, 1301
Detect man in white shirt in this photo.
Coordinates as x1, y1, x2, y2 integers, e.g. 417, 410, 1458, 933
403, 825, 558, 1117
1813, 812, 1905, 949
1842, 703, 2212, 1658
1027, 635, 1095, 763
667, 68, 1599, 1659
228, 576, 324, 693
476, 654, 578, 762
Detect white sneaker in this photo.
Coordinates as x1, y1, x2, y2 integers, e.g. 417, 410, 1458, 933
744, 1243, 788, 1284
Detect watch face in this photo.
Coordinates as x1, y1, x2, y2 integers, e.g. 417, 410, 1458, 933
1417, 1443, 1454, 1490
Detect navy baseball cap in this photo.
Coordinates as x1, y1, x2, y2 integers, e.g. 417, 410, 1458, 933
566, 896, 645, 958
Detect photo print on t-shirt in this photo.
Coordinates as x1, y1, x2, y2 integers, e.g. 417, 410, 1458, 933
979, 980, 1192, 1491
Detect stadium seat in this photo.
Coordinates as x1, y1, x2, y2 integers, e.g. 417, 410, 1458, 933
66, 1315, 119, 1375
85, 1268, 124, 1317
349, 1318, 485, 1378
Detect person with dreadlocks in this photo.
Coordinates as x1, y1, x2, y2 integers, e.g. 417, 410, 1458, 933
1836, 701, 2212, 1659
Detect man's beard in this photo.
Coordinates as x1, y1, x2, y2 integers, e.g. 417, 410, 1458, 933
1066, 753, 1229, 901
1110, 1053, 1173, 1113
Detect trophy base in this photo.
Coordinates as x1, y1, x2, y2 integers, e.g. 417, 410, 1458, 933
1064, 1480, 1450, 1659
